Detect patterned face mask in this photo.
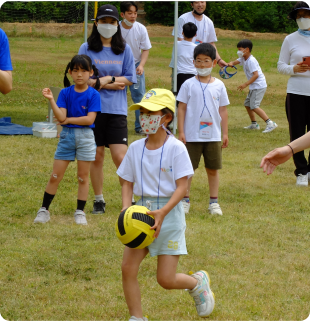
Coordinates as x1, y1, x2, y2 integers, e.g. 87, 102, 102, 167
139, 114, 165, 134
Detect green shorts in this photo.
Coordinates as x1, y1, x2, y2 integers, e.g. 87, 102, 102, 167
186, 141, 222, 170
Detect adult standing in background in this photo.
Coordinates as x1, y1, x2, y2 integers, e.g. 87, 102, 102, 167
78, 4, 136, 214
0, 28, 13, 95
277, 1, 310, 186
120, 1, 152, 135
172, 1, 227, 67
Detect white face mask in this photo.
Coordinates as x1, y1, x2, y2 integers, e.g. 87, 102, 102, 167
97, 23, 118, 39
297, 17, 310, 30
237, 50, 245, 58
123, 18, 133, 27
139, 114, 165, 134
196, 67, 212, 77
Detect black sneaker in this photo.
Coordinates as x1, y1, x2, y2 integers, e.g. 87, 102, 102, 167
92, 200, 105, 214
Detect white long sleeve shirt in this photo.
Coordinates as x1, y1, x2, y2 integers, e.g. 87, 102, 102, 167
277, 31, 310, 96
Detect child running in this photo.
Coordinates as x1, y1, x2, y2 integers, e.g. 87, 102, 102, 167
228, 39, 278, 133
178, 43, 229, 215
117, 89, 215, 321
34, 54, 111, 225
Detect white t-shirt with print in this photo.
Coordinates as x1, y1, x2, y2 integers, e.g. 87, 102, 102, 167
169, 40, 197, 74
172, 12, 217, 45
237, 55, 267, 90
177, 77, 230, 142
117, 136, 194, 198
120, 21, 152, 64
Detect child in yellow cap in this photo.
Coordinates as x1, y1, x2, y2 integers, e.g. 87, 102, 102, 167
117, 88, 215, 321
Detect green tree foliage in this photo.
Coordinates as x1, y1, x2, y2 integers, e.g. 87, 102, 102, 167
144, 1, 297, 33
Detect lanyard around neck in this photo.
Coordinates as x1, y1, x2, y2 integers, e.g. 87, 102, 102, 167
141, 134, 168, 210
198, 75, 212, 118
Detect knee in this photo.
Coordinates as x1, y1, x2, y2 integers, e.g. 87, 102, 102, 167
121, 261, 138, 278
206, 168, 217, 176
49, 172, 63, 184
157, 275, 173, 290
77, 174, 88, 185
94, 149, 104, 163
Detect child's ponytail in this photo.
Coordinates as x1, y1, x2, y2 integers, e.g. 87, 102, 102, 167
63, 62, 71, 88
92, 64, 100, 90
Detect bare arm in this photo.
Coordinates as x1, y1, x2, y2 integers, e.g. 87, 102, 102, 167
58, 111, 97, 126
121, 180, 134, 211
148, 176, 188, 238
136, 50, 150, 75
42, 88, 66, 122
178, 102, 187, 144
237, 70, 259, 91
210, 42, 227, 67
219, 106, 228, 148
227, 60, 240, 67
0, 70, 12, 94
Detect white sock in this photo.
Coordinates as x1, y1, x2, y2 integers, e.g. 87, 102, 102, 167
95, 194, 104, 202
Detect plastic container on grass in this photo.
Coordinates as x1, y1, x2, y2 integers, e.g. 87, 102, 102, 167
32, 122, 57, 138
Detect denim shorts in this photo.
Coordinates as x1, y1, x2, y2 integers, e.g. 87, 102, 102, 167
137, 197, 187, 257
54, 127, 96, 162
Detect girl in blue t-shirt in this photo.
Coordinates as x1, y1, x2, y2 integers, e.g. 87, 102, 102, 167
34, 55, 112, 226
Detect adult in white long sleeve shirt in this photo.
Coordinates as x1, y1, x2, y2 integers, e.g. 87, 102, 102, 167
277, 1, 310, 186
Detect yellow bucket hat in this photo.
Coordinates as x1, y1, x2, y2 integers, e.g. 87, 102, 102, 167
129, 88, 175, 113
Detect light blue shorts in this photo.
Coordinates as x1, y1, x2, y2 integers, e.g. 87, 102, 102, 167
137, 197, 187, 257
54, 127, 96, 162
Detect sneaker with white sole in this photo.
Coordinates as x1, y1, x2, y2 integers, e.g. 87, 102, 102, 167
129, 317, 148, 321
74, 210, 87, 225
296, 174, 308, 186
188, 270, 215, 317
132, 195, 136, 205
208, 203, 223, 215
92, 200, 105, 214
34, 207, 50, 223
182, 199, 190, 214
262, 121, 278, 133
244, 123, 260, 130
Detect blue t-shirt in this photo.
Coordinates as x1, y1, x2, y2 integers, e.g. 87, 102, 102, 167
78, 43, 136, 116
56, 86, 101, 128
0, 29, 13, 71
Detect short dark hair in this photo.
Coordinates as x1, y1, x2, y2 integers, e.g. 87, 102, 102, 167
237, 39, 253, 52
120, 1, 138, 13
183, 22, 197, 39
194, 43, 216, 60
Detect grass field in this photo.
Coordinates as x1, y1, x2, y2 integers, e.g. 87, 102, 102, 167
0, 28, 310, 321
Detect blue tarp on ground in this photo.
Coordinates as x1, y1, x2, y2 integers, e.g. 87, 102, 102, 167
0, 117, 33, 135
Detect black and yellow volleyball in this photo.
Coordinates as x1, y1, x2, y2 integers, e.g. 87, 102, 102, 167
115, 205, 155, 249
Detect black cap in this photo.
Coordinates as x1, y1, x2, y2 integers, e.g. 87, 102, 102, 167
288, 1, 310, 21
92, 4, 119, 21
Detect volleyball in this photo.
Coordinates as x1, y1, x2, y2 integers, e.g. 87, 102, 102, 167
115, 205, 155, 249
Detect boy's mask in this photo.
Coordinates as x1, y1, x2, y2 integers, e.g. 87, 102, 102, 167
196, 67, 213, 77
123, 19, 134, 27
237, 50, 245, 58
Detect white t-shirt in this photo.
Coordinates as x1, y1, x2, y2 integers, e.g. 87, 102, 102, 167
169, 40, 197, 75
120, 21, 152, 64
177, 77, 230, 142
172, 12, 217, 45
237, 55, 267, 90
277, 31, 310, 96
117, 136, 194, 198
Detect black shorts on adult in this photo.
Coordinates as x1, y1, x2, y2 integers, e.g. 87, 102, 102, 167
93, 113, 128, 148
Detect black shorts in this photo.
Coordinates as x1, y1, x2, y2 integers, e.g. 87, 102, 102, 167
93, 113, 128, 148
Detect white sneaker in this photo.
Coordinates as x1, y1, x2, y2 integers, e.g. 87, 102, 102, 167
262, 121, 278, 133
208, 203, 223, 215
74, 210, 87, 225
129, 317, 148, 321
244, 123, 260, 130
296, 174, 308, 186
182, 199, 190, 214
34, 207, 50, 223
188, 270, 215, 317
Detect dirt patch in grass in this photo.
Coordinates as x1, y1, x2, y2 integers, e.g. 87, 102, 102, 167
0, 22, 288, 41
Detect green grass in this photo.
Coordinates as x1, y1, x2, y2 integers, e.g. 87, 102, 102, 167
0, 34, 310, 321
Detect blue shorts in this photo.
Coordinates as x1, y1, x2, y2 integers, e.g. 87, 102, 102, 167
137, 197, 187, 257
54, 127, 96, 162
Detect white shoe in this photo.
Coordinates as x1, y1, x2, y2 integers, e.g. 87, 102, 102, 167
74, 210, 87, 225
262, 121, 278, 133
208, 203, 223, 215
129, 317, 148, 321
34, 207, 50, 223
188, 270, 215, 317
244, 123, 260, 130
296, 174, 308, 186
182, 199, 190, 214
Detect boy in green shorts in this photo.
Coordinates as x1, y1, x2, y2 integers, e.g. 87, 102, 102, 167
178, 43, 229, 215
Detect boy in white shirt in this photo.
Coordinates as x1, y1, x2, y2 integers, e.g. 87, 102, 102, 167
120, 1, 152, 135
169, 22, 197, 95
177, 43, 229, 215
228, 39, 278, 133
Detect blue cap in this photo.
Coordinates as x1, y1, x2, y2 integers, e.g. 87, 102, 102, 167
219, 66, 237, 80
